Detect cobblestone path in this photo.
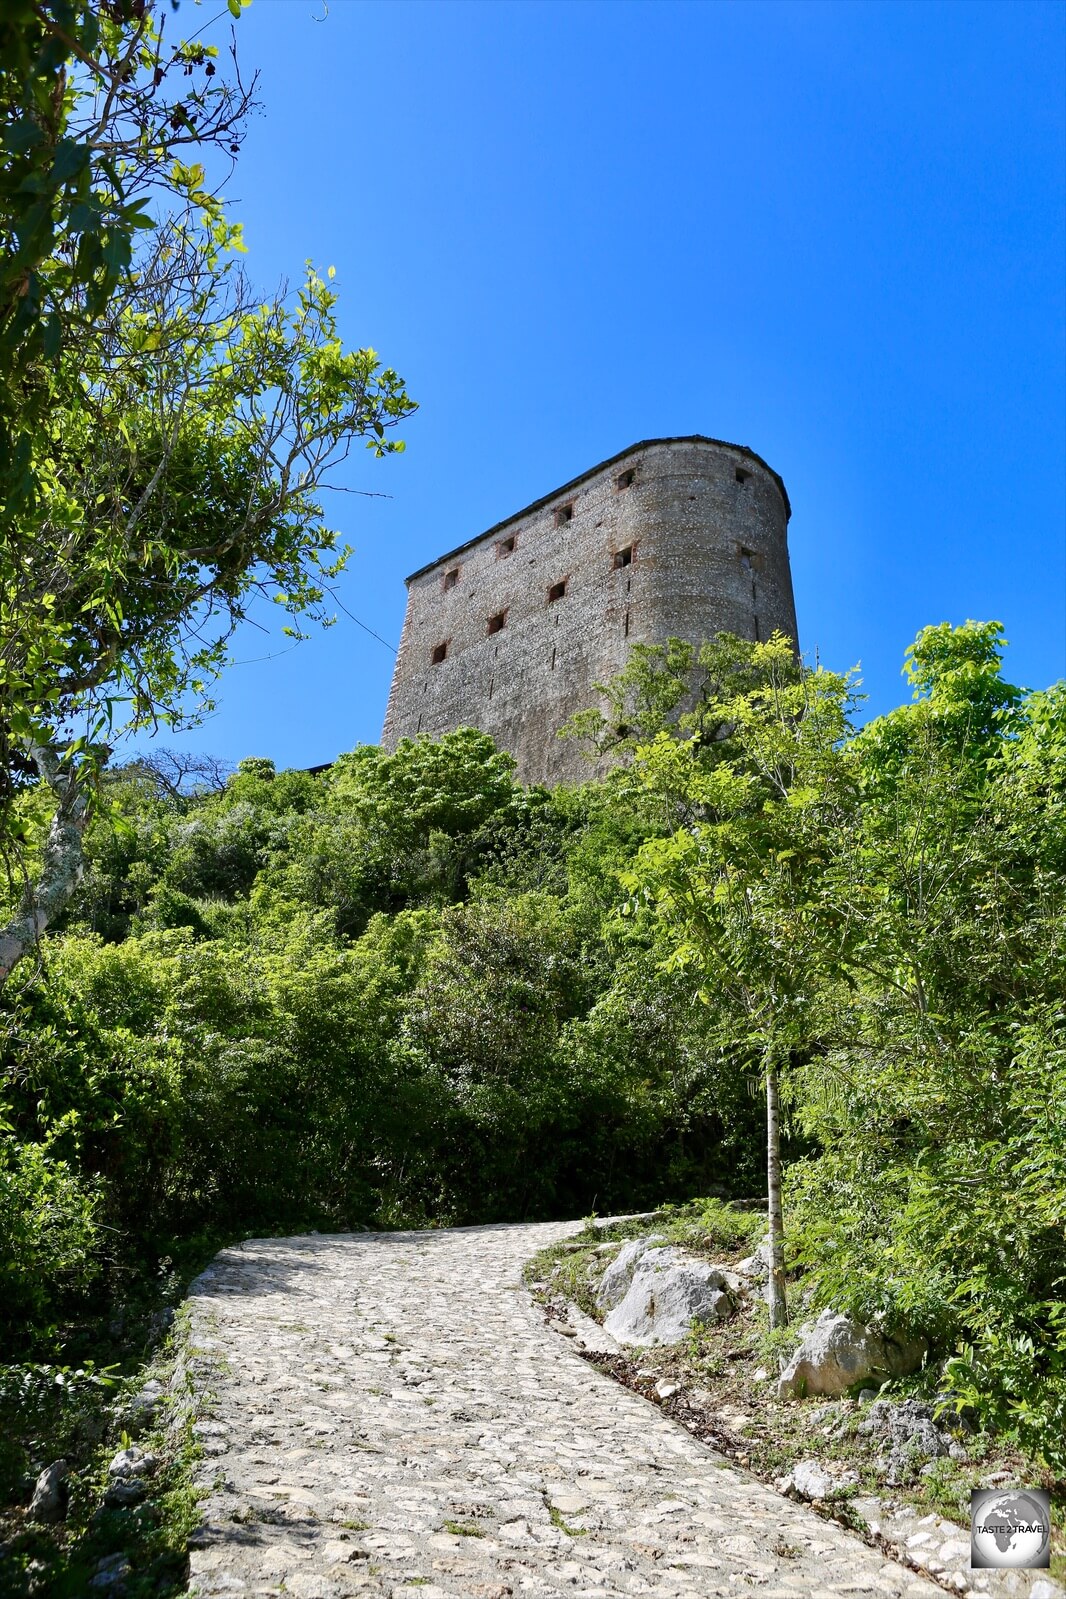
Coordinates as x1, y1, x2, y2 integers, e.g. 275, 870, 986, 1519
181, 1223, 943, 1599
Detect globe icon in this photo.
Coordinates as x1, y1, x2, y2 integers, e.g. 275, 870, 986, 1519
971, 1491, 1051, 1568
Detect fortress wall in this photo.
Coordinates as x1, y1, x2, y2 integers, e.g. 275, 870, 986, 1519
381, 437, 796, 786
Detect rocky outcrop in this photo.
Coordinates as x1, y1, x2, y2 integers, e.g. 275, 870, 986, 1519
120, 1376, 165, 1436
104, 1445, 157, 1507
776, 1310, 926, 1399
602, 1246, 734, 1346
595, 1235, 665, 1312
28, 1460, 68, 1521
89, 1553, 132, 1591
858, 1398, 963, 1484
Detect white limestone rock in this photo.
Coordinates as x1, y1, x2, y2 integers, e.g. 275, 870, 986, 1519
595, 1235, 665, 1312
603, 1248, 733, 1346
859, 1397, 953, 1484
104, 1444, 157, 1506
786, 1459, 834, 1500
108, 1445, 156, 1480
734, 1236, 772, 1285
89, 1553, 131, 1591
28, 1460, 68, 1521
778, 1457, 859, 1502
776, 1309, 926, 1399
118, 1376, 165, 1438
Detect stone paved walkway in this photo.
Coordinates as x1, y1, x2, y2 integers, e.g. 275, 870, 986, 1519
180, 1222, 944, 1599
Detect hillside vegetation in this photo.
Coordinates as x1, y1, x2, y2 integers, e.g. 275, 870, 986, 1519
1, 623, 1064, 1509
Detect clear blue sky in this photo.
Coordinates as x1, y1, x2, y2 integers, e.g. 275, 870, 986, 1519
165, 0, 1065, 770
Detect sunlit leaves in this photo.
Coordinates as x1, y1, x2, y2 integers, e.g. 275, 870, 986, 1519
0, 1, 416, 987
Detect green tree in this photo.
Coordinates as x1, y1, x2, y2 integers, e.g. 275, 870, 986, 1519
624, 632, 857, 1326
252, 732, 519, 936
0, 0, 255, 533
785, 626, 1066, 1466
401, 892, 607, 1218
0, 1, 416, 984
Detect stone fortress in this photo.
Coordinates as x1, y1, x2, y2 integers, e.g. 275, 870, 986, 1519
381, 436, 798, 786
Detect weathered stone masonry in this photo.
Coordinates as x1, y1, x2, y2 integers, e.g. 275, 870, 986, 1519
381, 436, 798, 786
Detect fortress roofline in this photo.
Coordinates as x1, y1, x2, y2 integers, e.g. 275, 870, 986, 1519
403, 435, 790, 584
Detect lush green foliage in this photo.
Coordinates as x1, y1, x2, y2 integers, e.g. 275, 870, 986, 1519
0, 0, 415, 992
1, 623, 1063, 1481
0, 0, 247, 531
623, 623, 1066, 1470
0, 729, 765, 1356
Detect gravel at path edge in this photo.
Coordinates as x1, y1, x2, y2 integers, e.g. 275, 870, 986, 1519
178, 1222, 943, 1598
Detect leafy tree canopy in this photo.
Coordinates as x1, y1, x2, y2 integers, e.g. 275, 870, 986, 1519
0, 0, 416, 983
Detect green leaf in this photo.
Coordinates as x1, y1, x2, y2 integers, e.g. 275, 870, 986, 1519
41, 315, 62, 360
3, 118, 44, 154
51, 140, 90, 185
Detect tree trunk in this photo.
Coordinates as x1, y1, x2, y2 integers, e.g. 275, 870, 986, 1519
0, 743, 94, 987
765, 1044, 788, 1329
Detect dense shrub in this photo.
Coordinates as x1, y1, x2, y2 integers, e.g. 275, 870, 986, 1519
0, 1134, 102, 1342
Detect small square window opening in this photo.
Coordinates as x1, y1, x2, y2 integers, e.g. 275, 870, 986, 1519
431, 641, 448, 665
443, 567, 460, 590
735, 467, 752, 484
555, 503, 575, 526
548, 579, 567, 603
616, 468, 636, 490
496, 536, 516, 558
486, 611, 506, 635
614, 546, 633, 569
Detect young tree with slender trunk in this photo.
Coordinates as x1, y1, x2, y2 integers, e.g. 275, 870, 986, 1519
622, 633, 859, 1328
